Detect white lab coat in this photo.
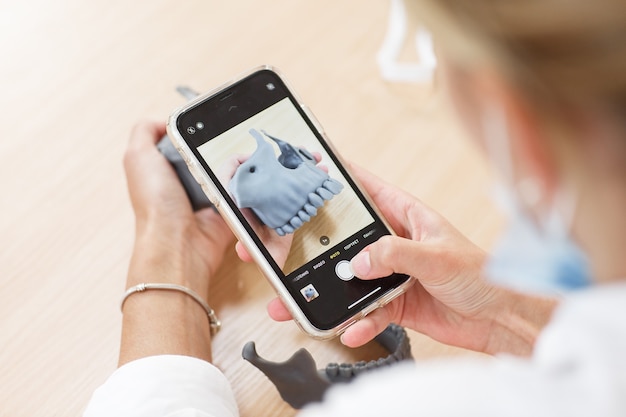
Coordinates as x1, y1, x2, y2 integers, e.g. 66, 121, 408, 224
84, 283, 626, 416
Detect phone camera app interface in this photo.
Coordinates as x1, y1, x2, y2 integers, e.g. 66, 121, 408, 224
198, 98, 375, 276
191, 73, 408, 329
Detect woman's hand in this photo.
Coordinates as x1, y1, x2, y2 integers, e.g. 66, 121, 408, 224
265, 165, 557, 356
119, 121, 234, 365
124, 121, 234, 294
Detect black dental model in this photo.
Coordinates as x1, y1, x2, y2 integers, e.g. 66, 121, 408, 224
242, 323, 413, 409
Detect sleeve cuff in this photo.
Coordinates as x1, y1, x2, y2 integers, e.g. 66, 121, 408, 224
83, 355, 238, 417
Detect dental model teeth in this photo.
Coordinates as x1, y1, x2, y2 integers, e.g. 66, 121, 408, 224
229, 129, 343, 236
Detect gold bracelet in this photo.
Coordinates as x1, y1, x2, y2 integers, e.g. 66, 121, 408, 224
120, 283, 221, 336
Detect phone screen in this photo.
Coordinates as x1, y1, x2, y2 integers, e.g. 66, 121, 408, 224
177, 69, 409, 331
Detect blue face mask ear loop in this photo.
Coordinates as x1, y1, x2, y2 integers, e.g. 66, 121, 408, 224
481, 103, 592, 293
483, 102, 576, 234
483, 102, 580, 224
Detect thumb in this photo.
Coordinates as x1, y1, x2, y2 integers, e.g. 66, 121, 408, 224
351, 235, 425, 280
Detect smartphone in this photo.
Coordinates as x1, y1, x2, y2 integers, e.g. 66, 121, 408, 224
166, 66, 412, 339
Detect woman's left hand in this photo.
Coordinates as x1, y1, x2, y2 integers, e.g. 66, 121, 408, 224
123, 120, 234, 298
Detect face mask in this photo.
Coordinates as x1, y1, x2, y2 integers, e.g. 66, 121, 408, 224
482, 105, 592, 295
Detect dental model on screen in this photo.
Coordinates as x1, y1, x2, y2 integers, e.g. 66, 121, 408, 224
228, 128, 344, 236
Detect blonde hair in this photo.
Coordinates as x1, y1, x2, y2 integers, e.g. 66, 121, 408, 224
412, 0, 626, 118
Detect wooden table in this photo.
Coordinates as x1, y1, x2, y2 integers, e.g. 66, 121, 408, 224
0, 1, 503, 415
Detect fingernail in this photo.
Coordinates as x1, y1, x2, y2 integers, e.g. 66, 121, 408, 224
351, 251, 371, 277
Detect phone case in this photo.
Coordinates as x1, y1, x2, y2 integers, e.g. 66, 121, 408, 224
166, 65, 414, 339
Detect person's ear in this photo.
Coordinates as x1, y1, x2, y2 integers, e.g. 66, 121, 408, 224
476, 70, 560, 201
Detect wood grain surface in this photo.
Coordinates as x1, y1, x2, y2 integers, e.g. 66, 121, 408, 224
0, 1, 504, 416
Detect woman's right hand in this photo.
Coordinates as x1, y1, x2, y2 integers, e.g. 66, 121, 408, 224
266, 165, 557, 356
